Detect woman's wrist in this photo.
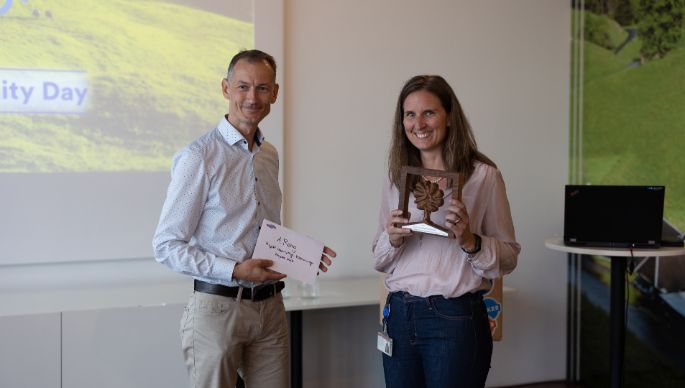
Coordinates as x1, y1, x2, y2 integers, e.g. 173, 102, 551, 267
390, 236, 405, 248
461, 234, 482, 254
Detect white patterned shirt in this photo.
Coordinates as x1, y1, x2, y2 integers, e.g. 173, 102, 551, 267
153, 116, 281, 287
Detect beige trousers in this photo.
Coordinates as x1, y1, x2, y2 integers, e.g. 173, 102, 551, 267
180, 291, 289, 388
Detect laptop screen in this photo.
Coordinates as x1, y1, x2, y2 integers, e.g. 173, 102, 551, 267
564, 185, 665, 248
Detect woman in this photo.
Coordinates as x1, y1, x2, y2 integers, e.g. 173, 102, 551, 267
373, 75, 520, 388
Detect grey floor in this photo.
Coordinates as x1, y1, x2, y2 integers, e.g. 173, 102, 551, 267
499, 382, 584, 388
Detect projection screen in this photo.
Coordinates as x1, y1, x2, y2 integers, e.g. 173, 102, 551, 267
0, 0, 279, 265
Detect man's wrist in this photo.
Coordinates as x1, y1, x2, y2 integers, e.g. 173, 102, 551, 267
231, 262, 242, 281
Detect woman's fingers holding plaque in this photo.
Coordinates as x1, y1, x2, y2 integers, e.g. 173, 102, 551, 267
388, 209, 411, 229
445, 198, 469, 241
387, 209, 412, 247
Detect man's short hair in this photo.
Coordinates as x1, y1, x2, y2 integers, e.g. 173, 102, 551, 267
226, 49, 277, 82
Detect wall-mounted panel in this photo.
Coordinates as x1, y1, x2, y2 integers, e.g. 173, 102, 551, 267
62, 304, 187, 388
0, 313, 61, 388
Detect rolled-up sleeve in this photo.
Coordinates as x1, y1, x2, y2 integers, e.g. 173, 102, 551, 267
152, 148, 236, 283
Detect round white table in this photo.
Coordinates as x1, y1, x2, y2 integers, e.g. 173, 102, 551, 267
545, 238, 685, 388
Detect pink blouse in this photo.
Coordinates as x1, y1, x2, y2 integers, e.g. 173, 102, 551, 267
372, 162, 520, 298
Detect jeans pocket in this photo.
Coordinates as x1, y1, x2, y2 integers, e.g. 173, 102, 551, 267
427, 296, 472, 320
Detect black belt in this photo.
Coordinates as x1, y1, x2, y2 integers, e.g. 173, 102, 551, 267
194, 279, 285, 302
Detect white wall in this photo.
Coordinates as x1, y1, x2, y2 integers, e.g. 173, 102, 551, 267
0, 1, 570, 387
284, 0, 570, 385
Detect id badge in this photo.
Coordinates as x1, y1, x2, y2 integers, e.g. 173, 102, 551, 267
377, 331, 393, 356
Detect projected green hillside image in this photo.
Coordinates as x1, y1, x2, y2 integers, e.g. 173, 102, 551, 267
576, 9, 685, 231
0, 0, 252, 172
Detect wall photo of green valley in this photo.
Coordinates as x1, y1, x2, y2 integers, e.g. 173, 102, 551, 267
0, 0, 252, 172
573, 0, 685, 232
573, 2, 685, 387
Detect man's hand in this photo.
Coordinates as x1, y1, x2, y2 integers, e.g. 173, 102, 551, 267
318, 246, 337, 274
233, 259, 286, 284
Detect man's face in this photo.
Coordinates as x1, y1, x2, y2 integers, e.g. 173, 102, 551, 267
222, 59, 279, 133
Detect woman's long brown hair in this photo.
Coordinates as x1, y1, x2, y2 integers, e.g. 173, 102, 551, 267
388, 75, 495, 188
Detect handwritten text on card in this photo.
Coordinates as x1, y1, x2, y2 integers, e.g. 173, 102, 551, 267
253, 220, 323, 284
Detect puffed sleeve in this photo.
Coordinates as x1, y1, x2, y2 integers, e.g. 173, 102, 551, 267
467, 168, 520, 279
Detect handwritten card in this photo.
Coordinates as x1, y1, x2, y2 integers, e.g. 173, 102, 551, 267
252, 219, 324, 284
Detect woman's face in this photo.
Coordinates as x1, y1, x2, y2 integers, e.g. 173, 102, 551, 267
402, 90, 448, 155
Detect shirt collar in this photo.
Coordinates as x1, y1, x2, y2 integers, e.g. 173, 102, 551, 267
217, 115, 264, 148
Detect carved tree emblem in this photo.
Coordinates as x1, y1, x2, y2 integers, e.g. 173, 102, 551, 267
413, 180, 444, 222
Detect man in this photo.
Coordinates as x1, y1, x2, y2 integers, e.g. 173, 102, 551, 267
153, 49, 335, 388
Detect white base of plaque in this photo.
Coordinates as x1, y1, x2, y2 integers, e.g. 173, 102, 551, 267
402, 222, 449, 237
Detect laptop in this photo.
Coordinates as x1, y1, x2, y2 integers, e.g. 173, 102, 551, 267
564, 185, 665, 248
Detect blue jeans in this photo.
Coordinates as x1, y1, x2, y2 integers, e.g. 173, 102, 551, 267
382, 291, 493, 388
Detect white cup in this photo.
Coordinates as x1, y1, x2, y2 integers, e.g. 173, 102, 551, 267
298, 279, 319, 299
281, 278, 292, 299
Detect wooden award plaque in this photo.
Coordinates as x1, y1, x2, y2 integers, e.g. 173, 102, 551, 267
397, 166, 464, 238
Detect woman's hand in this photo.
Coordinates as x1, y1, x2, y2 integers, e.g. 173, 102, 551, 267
445, 198, 477, 251
387, 209, 412, 247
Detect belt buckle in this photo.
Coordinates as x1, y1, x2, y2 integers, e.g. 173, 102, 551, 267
252, 283, 278, 301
